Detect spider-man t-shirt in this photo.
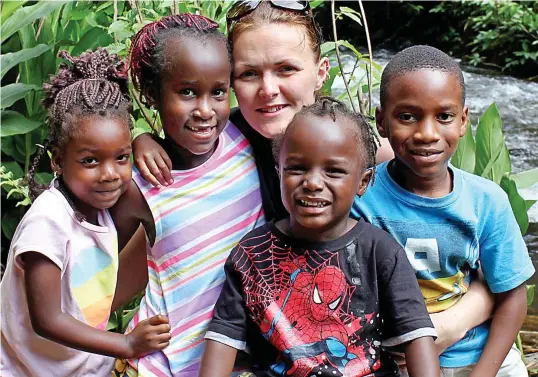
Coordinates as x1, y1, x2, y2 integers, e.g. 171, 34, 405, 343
206, 219, 435, 377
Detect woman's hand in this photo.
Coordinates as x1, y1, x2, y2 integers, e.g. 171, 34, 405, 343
133, 133, 173, 187
124, 315, 171, 359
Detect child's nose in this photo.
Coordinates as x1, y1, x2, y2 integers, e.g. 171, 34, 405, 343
100, 162, 120, 181
193, 97, 214, 120
302, 171, 324, 191
415, 119, 441, 143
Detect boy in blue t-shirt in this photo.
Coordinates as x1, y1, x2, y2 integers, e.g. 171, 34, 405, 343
351, 45, 534, 377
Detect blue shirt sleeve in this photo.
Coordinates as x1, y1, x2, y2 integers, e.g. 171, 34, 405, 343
479, 193, 534, 293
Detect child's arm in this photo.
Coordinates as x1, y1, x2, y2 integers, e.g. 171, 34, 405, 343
132, 133, 173, 187
468, 284, 527, 377
404, 337, 440, 377
430, 269, 494, 354
198, 340, 238, 377
24, 251, 170, 359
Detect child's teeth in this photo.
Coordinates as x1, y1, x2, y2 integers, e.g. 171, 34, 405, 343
300, 200, 327, 207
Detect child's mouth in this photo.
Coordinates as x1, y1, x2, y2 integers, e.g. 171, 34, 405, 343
297, 199, 330, 208
185, 125, 215, 137
256, 105, 288, 114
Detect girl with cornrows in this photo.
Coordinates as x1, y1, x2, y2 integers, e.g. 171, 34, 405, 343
110, 13, 264, 377
132, 0, 496, 364
0, 49, 170, 377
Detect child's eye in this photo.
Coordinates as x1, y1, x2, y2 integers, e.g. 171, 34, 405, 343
179, 88, 195, 97
437, 113, 455, 122
326, 168, 347, 177
213, 88, 227, 97
398, 113, 417, 122
117, 154, 130, 162
283, 165, 306, 174
81, 157, 98, 165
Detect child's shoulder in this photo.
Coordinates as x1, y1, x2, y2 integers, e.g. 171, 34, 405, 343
352, 219, 405, 257
455, 166, 507, 196
453, 166, 511, 211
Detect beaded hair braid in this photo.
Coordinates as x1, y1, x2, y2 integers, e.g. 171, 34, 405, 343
128, 13, 229, 107
274, 97, 380, 172
28, 48, 132, 205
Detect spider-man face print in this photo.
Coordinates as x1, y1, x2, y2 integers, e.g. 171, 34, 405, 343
310, 266, 347, 321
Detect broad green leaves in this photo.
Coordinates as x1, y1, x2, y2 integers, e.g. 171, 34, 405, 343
0, 111, 42, 137
1, 84, 39, 109
0, 44, 52, 79
452, 102, 538, 235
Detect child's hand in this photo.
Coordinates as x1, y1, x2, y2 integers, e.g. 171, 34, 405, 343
133, 133, 173, 187
125, 315, 171, 358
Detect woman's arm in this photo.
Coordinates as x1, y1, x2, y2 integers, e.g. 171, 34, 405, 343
429, 270, 494, 354
198, 340, 238, 377
24, 252, 170, 359
133, 133, 173, 187
469, 285, 527, 377
405, 337, 440, 377
111, 225, 149, 312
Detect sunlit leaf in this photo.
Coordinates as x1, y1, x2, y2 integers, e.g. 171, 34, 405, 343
451, 120, 475, 173
474, 103, 511, 183
1, 1, 68, 43
339, 6, 362, 26
1, 1, 28, 24
527, 285, 535, 306
1, 162, 24, 180
511, 168, 538, 190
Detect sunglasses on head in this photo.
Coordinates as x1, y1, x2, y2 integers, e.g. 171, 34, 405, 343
226, 1, 311, 32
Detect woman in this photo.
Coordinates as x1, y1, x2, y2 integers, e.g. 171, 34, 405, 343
129, 0, 493, 363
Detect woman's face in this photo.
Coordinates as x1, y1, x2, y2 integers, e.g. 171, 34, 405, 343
232, 23, 328, 139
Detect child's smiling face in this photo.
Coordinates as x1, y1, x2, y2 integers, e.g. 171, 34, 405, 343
377, 70, 468, 184
279, 115, 372, 241
52, 115, 132, 222
156, 36, 231, 161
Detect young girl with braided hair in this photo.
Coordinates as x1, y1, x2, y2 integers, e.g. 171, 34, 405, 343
110, 13, 264, 376
0, 48, 170, 377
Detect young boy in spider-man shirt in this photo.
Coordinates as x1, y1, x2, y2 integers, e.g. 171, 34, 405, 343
198, 98, 439, 377
351, 45, 534, 377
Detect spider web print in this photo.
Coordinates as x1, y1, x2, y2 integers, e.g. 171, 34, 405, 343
230, 230, 382, 377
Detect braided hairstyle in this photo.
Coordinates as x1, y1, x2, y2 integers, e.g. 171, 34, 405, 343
128, 13, 230, 107
274, 97, 380, 172
28, 48, 132, 204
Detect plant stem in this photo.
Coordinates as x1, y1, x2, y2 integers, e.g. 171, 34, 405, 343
113, 0, 118, 43
358, 0, 373, 116
331, 0, 358, 113
25, 133, 31, 175
130, 88, 159, 134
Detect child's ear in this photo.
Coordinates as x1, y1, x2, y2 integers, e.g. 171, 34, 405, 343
357, 168, 374, 197
375, 106, 387, 138
144, 87, 159, 110
50, 147, 63, 176
460, 105, 469, 137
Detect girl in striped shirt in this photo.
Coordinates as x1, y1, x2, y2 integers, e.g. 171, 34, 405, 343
111, 14, 264, 377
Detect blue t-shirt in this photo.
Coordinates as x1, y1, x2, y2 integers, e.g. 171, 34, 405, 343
351, 161, 534, 368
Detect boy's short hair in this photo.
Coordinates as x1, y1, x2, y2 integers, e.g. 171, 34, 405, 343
380, 45, 465, 107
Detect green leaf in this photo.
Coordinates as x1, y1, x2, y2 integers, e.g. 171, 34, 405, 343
499, 175, 529, 235
474, 103, 511, 184
339, 6, 362, 26
310, 0, 324, 9
511, 168, 538, 190
121, 307, 139, 332
451, 120, 476, 173
1, 1, 68, 43
1, 162, 24, 180
0, 111, 42, 137
35, 173, 53, 186
72, 27, 113, 56
1, 83, 39, 109
1, 135, 26, 163
1, 1, 28, 24
527, 285, 535, 307
526, 200, 537, 211
339, 40, 363, 60
0, 44, 52, 80
2, 211, 20, 240
108, 20, 134, 40
322, 66, 340, 95
321, 42, 336, 57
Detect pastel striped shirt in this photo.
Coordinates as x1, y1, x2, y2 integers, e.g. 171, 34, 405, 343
126, 122, 264, 377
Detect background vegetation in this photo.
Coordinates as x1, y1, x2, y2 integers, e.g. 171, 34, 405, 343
1, 1, 537, 339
